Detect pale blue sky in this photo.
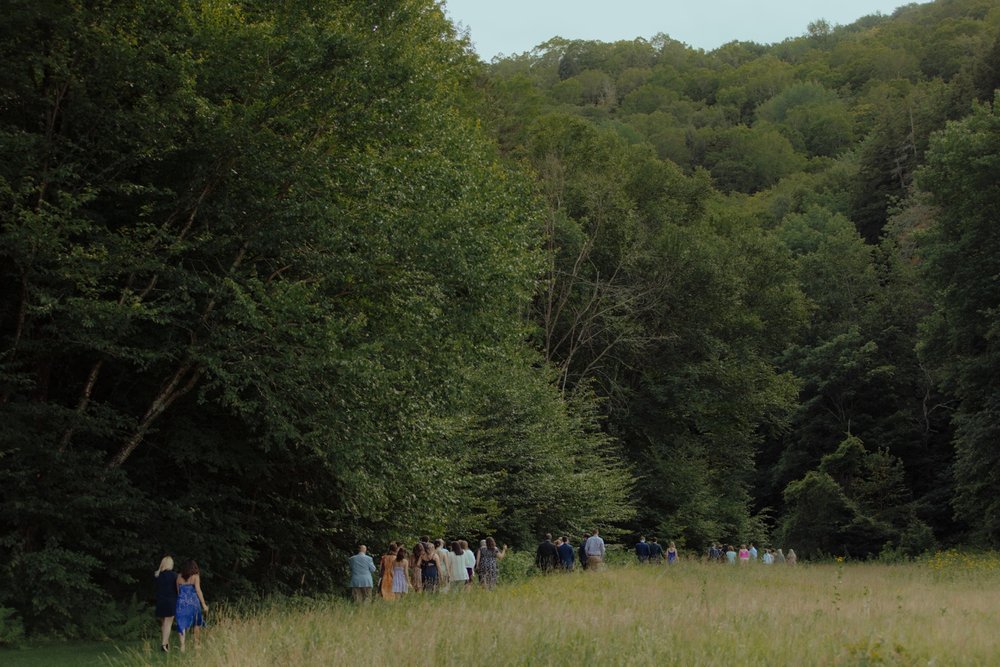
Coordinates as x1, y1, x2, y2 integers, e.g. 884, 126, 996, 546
443, 0, 923, 60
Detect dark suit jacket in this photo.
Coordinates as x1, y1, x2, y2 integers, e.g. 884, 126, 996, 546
557, 542, 575, 568
535, 540, 560, 570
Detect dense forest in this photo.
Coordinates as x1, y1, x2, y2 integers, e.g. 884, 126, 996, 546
1, 0, 999, 638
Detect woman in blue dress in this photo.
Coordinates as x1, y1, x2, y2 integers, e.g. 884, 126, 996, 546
666, 541, 679, 565
419, 543, 442, 593
175, 559, 209, 652
154, 556, 178, 652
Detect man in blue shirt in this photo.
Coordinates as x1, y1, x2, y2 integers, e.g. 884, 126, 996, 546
557, 536, 575, 570
635, 536, 650, 563
584, 529, 606, 570
348, 544, 376, 603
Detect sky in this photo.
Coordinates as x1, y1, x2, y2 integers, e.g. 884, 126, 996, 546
443, 0, 921, 60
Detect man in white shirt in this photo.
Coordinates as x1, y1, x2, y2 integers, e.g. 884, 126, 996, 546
584, 529, 606, 571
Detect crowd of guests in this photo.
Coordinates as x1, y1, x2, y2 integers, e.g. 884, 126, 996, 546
703, 542, 798, 565
151, 532, 801, 649
348, 529, 611, 602
153, 556, 209, 653
347, 530, 804, 602
348, 535, 510, 602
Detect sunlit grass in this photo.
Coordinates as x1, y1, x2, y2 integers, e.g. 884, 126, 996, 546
120, 559, 1000, 666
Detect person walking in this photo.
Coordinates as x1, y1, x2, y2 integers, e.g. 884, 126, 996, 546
786, 549, 798, 565
447, 541, 469, 591
420, 542, 443, 592
390, 546, 410, 598
584, 529, 606, 571
558, 536, 575, 570
738, 544, 750, 565
410, 543, 425, 593
635, 536, 650, 563
666, 541, 679, 565
434, 539, 451, 591
477, 537, 507, 590
348, 545, 376, 603
725, 545, 737, 565
648, 537, 664, 564
749, 543, 758, 562
775, 548, 786, 564
762, 548, 774, 565
379, 542, 397, 600
535, 533, 560, 572
475, 539, 487, 584
460, 540, 476, 587
154, 556, 178, 653
579, 533, 590, 570
175, 559, 208, 653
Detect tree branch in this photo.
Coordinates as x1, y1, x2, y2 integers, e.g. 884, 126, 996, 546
107, 362, 203, 469
0, 273, 29, 405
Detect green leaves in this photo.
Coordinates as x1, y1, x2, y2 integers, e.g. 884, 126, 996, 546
0, 0, 634, 635
916, 95, 1000, 543
780, 436, 924, 558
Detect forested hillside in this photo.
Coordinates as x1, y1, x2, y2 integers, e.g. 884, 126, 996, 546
1, 0, 999, 638
477, 0, 1000, 557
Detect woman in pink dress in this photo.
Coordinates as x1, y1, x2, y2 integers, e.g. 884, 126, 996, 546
738, 544, 750, 564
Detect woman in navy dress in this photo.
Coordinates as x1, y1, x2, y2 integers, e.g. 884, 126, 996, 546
175, 559, 209, 652
154, 556, 178, 652
419, 543, 442, 593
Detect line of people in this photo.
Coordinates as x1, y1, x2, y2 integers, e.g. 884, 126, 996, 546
633, 536, 678, 564
533, 529, 609, 571
350, 529, 612, 601
349, 536, 509, 602
706, 543, 798, 565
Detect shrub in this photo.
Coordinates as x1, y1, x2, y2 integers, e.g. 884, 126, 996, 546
0, 606, 25, 647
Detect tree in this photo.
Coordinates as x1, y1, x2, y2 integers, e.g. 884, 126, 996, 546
916, 94, 1000, 544
780, 436, 929, 558
0, 0, 633, 635
698, 125, 806, 193
756, 82, 854, 157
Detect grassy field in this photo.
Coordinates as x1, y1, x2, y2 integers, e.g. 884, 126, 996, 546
2, 640, 141, 667
77, 556, 1000, 666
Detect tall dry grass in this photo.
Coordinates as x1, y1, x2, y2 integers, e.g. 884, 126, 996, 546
123, 560, 1000, 666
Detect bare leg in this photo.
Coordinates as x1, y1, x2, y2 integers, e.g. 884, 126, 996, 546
160, 616, 173, 649
178, 629, 186, 653
193, 625, 201, 650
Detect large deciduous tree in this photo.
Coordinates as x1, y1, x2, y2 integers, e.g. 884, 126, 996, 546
0, 0, 631, 635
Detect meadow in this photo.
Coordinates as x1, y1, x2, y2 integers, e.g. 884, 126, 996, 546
78, 553, 1000, 666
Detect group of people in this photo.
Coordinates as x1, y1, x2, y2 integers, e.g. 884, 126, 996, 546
153, 556, 209, 653
706, 543, 798, 565
346, 530, 803, 603
533, 530, 608, 571
348, 536, 509, 602
632, 536, 679, 564
348, 529, 613, 602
